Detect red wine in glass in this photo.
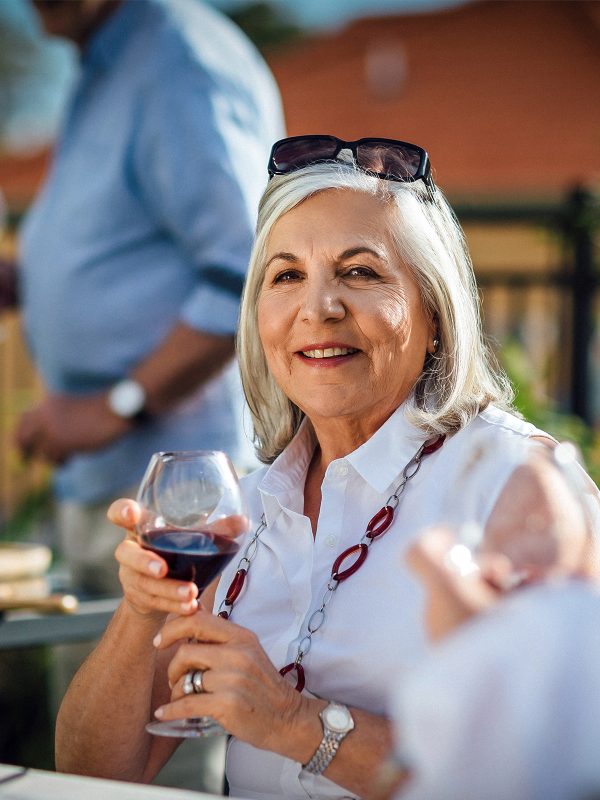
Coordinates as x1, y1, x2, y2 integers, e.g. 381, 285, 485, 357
139, 529, 240, 593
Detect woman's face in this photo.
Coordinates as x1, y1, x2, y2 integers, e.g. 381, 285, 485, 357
257, 189, 435, 436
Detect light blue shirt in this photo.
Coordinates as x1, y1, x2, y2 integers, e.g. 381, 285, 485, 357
19, 0, 284, 502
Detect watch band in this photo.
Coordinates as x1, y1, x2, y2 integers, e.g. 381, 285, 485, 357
303, 702, 354, 776
304, 730, 346, 775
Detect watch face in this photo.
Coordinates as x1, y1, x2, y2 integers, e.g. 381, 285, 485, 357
324, 705, 352, 733
109, 380, 146, 418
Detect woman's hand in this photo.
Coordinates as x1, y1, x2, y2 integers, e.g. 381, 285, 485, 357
152, 611, 306, 753
107, 499, 199, 619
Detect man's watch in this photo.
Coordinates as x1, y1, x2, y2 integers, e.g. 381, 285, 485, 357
107, 379, 148, 423
303, 702, 355, 776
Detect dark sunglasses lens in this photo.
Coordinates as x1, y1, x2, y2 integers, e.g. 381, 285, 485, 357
356, 142, 423, 180
271, 138, 338, 173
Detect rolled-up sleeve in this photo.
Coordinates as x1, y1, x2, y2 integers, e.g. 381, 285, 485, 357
132, 57, 272, 334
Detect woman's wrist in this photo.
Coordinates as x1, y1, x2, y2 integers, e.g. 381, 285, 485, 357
120, 597, 168, 631
265, 693, 327, 765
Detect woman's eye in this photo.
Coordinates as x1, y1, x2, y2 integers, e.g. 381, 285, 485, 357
273, 269, 302, 284
345, 266, 377, 279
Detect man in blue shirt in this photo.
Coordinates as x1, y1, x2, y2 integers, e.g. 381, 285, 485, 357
7, 0, 284, 593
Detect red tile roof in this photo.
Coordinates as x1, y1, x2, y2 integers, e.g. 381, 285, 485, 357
1, 1, 598, 207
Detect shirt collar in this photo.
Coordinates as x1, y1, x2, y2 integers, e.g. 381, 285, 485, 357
82, 0, 142, 72
258, 418, 317, 526
345, 402, 427, 495
258, 403, 429, 524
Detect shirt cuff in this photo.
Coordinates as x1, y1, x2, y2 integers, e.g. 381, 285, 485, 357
180, 282, 242, 335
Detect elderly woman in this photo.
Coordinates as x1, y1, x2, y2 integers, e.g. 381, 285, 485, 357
55, 136, 590, 799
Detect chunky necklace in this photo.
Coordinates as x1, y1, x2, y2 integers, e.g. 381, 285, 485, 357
217, 433, 445, 692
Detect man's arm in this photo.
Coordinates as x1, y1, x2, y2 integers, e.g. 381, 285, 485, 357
130, 321, 234, 415
16, 322, 234, 464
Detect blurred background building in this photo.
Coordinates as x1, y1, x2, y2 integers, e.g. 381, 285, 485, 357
1, 0, 599, 522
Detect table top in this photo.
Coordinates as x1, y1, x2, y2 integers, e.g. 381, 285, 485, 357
0, 764, 227, 799
0, 597, 120, 650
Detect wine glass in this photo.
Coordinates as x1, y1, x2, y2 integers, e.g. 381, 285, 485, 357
443, 436, 595, 590
136, 450, 248, 737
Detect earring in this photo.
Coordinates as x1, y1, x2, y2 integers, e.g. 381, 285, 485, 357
432, 337, 440, 353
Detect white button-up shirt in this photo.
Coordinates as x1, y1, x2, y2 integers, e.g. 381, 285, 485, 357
214, 403, 544, 799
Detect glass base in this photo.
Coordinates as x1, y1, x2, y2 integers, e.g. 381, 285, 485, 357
146, 716, 225, 738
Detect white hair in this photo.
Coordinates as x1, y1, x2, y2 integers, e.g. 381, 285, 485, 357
238, 162, 515, 463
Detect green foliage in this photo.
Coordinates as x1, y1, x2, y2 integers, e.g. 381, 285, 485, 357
226, 1, 304, 51
502, 340, 600, 485
1, 485, 54, 543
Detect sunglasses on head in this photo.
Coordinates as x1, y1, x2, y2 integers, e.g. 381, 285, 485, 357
267, 135, 433, 188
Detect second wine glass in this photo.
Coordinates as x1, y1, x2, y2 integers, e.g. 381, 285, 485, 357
443, 436, 594, 590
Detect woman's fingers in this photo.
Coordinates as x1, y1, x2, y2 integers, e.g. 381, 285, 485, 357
154, 608, 247, 650
154, 613, 258, 690
165, 642, 220, 692
107, 498, 142, 530
124, 583, 198, 617
115, 538, 199, 616
115, 537, 168, 577
153, 691, 225, 727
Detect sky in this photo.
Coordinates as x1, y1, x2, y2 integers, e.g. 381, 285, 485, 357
210, 0, 466, 29
0, 0, 465, 152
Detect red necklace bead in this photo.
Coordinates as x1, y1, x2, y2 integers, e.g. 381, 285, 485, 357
225, 568, 247, 606
422, 434, 445, 455
331, 542, 369, 582
279, 662, 306, 692
366, 505, 394, 539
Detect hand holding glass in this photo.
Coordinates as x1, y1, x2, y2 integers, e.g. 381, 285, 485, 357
136, 450, 248, 737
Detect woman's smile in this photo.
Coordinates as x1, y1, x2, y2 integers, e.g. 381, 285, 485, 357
297, 342, 360, 365
257, 189, 435, 440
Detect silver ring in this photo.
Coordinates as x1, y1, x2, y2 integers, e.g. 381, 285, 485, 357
192, 669, 206, 694
182, 671, 195, 696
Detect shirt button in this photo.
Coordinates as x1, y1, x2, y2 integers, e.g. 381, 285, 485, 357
325, 535, 337, 548
333, 462, 349, 477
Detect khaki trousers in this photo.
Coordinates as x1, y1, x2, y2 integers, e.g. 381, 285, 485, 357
56, 489, 137, 597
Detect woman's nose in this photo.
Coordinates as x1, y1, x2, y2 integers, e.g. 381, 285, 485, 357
301, 278, 346, 322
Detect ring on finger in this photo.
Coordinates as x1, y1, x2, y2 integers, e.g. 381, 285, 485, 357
192, 669, 206, 694
182, 671, 195, 696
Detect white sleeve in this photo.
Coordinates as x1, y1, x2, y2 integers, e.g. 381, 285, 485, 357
392, 583, 600, 800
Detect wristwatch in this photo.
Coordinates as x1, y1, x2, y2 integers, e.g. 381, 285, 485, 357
107, 379, 148, 423
303, 702, 355, 776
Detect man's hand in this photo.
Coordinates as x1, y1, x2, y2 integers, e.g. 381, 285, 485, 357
14, 322, 235, 465
16, 391, 130, 464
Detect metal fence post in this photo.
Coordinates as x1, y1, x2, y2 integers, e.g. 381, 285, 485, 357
565, 187, 597, 425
